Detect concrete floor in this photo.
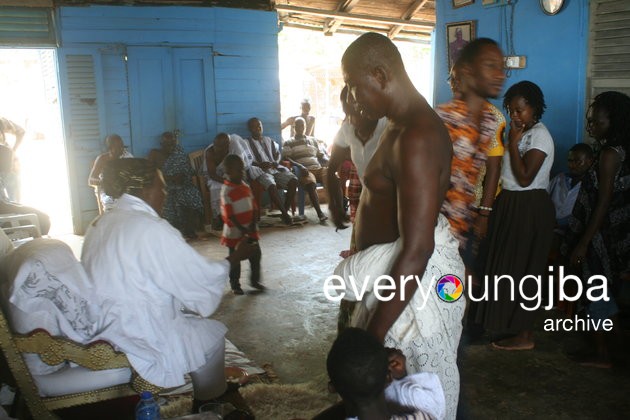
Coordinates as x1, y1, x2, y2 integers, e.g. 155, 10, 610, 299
191, 208, 349, 384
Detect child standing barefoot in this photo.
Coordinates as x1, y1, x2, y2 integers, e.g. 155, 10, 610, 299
221, 154, 263, 295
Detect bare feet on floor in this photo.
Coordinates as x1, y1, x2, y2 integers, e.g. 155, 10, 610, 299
569, 352, 613, 368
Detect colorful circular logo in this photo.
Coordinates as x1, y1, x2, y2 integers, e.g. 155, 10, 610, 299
436, 275, 464, 302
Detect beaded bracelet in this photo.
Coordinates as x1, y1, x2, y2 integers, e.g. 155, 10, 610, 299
478, 206, 493, 212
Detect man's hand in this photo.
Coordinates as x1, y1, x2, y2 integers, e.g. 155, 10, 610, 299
330, 203, 349, 230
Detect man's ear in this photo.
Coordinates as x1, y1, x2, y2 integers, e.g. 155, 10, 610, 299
388, 357, 403, 373
327, 381, 337, 394
372, 65, 388, 89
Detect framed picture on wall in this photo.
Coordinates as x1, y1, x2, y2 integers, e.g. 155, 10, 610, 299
453, 0, 474, 8
446, 20, 476, 71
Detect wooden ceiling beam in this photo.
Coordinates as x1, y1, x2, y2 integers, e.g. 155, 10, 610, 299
388, 0, 430, 39
274, 4, 434, 31
323, 0, 361, 36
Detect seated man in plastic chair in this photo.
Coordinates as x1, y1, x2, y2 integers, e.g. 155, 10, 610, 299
282, 117, 329, 222
241, 117, 297, 225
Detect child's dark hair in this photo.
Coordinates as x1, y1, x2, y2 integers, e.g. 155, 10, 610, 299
454, 38, 500, 70
588, 91, 630, 149
326, 328, 388, 404
569, 143, 594, 159
503, 81, 546, 121
223, 153, 244, 169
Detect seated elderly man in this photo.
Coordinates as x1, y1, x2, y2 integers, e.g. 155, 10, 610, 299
88, 134, 133, 213
282, 117, 328, 222
81, 158, 256, 404
205, 132, 246, 230
241, 117, 297, 225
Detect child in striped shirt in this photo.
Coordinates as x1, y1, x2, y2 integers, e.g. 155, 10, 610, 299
220, 154, 263, 295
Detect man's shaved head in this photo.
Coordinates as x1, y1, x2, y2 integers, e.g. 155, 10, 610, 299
341, 32, 405, 78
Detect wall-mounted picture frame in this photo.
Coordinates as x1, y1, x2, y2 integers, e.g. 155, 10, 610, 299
453, 0, 474, 8
446, 20, 476, 71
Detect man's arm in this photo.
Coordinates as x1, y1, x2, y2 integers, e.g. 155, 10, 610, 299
205, 148, 225, 183
475, 155, 502, 237
326, 144, 351, 229
367, 127, 447, 342
281, 117, 295, 131
283, 145, 309, 174
88, 155, 105, 187
1, 118, 25, 151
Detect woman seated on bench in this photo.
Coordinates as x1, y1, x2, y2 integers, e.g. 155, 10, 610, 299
82, 158, 255, 403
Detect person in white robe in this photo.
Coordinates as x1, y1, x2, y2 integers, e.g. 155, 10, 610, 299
81, 157, 255, 400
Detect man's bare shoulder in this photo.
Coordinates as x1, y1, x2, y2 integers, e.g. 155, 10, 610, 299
398, 108, 451, 152
94, 152, 111, 163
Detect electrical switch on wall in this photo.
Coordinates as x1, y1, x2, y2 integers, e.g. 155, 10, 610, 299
505, 55, 527, 69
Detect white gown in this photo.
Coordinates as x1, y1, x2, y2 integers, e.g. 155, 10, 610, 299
82, 194, 229, 388
333, 215, 465, 420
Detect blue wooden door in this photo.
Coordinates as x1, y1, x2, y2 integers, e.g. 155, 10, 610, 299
127, 47, 175, 157
127, 46, 216, 157
172, 48, 217, 151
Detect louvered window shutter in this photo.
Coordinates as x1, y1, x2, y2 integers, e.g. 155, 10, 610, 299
588, 0, 630, 101
58, 51, 105, 234
0, 7, 56, 46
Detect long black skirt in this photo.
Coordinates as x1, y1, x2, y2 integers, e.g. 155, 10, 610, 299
475, 189, 555, 333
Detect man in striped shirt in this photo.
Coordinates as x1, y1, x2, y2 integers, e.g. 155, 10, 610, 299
282, 117, 329, 222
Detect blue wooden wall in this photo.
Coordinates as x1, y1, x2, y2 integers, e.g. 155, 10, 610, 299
58, 5, 281, 147
56, 5, 281, 233
434, 0, 589, 175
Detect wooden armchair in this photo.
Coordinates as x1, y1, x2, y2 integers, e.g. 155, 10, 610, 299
188, 149, 213, 226
0, 239, 162, 419
0, 305, 163, 419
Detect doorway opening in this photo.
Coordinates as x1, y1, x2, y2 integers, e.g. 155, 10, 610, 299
278, 27, 433, 145
0, 48, 72, 235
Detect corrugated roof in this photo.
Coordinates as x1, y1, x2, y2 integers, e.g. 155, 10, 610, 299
274, 0, 435, 42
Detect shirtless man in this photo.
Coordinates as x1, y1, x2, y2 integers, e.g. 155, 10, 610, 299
88, 134, 132, 213
335, 32, 465, 419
